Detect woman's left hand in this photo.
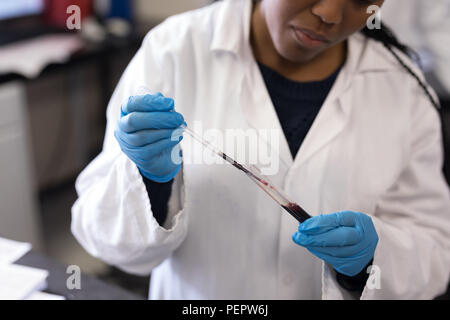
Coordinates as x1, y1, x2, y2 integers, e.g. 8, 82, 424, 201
292, 211, 379, 277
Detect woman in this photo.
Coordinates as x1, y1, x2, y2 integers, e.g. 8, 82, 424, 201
71, 0, 450, 299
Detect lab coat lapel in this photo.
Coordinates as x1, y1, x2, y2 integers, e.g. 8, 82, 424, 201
291, 72, 354, 169
239, 58, 294, 169
291, 34, 365, 170
231, 0, 293, 169
238, 47, 357, 172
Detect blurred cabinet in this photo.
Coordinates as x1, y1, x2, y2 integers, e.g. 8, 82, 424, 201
0, 82, 43, 249
0, 32, 140, 252
25, 65, 102, 189
24, 48, 136, 190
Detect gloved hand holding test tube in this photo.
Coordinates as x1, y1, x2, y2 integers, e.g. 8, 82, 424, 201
132, 86, 310, 223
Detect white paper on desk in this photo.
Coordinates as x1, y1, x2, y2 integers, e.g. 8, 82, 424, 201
0, 34, 84, 78
26, 291, 65, 300
0, 237, 31, 264
0, 264, 48, 300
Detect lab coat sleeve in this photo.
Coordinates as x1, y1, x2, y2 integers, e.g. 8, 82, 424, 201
364, 92, 450, 299
324, 76, 450, 299
71, 24, 189, 276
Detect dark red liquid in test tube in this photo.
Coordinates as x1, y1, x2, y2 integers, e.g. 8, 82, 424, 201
221, 151, 310, 223
282, 203, 311, 223
260, 179, 310, 223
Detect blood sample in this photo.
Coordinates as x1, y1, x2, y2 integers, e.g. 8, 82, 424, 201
282, 202, 310, 223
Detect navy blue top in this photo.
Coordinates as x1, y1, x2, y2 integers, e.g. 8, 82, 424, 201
257, 61, 342, 158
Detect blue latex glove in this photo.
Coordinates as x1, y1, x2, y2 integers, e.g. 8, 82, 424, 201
114, 92, 186, 183
292, 211, 378, 277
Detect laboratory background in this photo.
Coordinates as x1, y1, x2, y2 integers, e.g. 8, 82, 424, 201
0, 0, 449, 300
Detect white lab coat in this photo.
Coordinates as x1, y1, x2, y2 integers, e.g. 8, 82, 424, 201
71, 0, 450, 299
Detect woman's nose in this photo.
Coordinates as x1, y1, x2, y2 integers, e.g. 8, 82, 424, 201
311, 0, 346, 25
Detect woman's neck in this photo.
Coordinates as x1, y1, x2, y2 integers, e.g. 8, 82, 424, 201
250, 2, 347, 82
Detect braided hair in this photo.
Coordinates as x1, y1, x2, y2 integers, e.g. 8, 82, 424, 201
361, 23, 448, 180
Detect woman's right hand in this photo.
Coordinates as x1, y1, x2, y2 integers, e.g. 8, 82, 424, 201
114, 92, 186, 183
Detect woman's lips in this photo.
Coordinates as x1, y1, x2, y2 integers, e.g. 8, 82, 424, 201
291, 27, 329, 49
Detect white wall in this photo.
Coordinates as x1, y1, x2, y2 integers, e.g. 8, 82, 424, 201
135, 0, 212, 22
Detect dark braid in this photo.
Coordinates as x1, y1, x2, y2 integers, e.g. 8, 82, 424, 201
361, 23, 441, 110
362, 23, 448, 181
